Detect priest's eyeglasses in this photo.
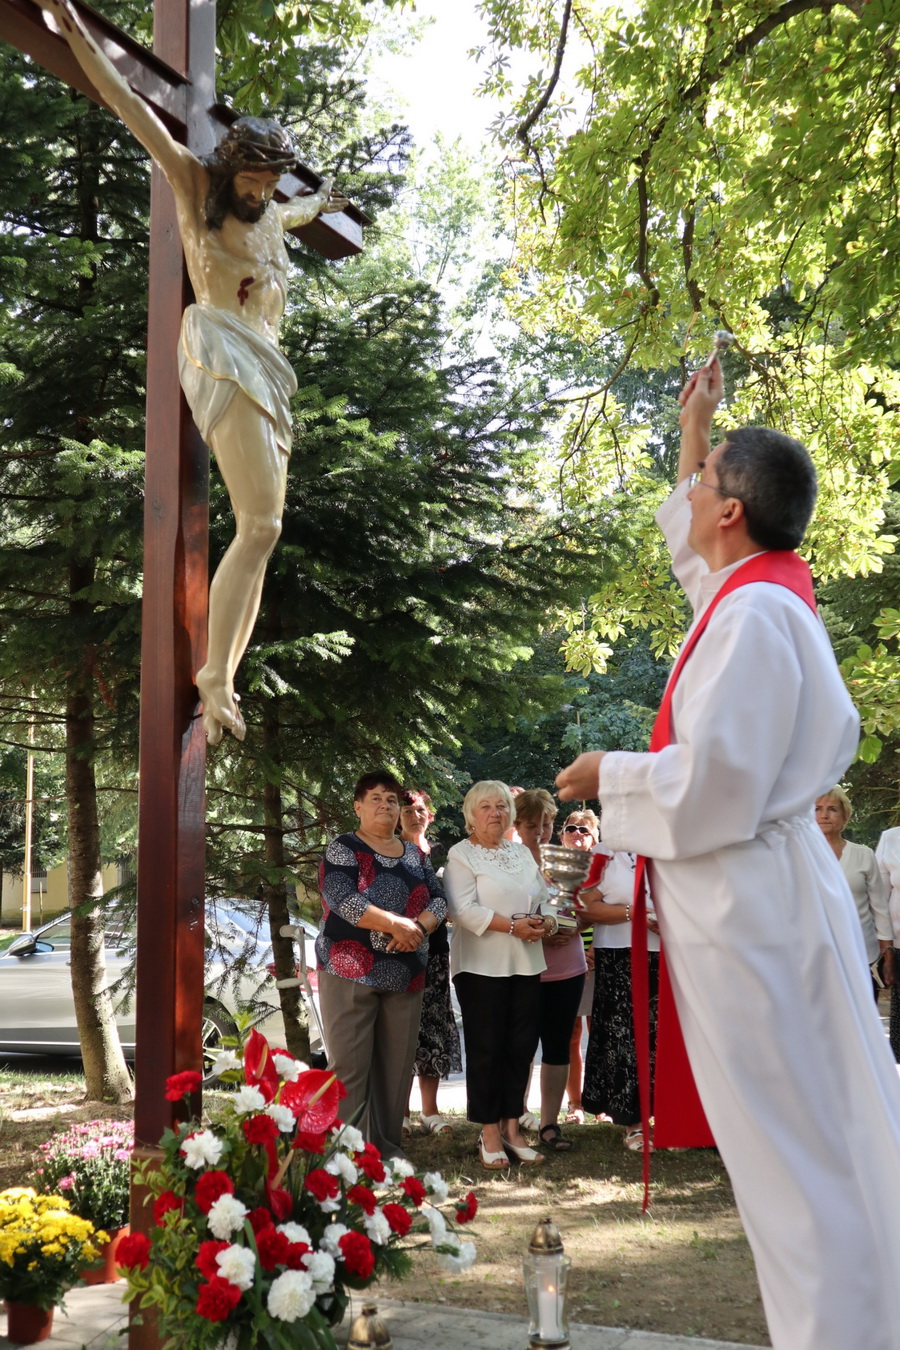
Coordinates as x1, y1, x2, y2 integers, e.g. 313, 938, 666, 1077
688, 471, 740, 501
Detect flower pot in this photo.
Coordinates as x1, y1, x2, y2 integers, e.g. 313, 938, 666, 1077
81, 1224, 131, 1285
4, 1301, 55, 1345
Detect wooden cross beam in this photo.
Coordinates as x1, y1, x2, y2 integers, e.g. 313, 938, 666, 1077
0, 9, 366, 1346
0, 0, 370, 256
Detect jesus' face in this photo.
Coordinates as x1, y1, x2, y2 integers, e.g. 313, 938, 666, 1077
229, 170, 282, 224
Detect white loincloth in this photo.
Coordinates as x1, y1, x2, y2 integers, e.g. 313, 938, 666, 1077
178, 304, 297, 454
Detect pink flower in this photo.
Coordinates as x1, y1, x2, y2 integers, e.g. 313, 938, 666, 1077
58, 1175, 76, 1190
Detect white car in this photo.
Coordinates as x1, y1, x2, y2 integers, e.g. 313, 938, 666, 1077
0, 901, 323, 1060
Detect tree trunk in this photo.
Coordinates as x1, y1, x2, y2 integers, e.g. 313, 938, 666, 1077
66, 557, 132, 1103
262, 705, 312, 1061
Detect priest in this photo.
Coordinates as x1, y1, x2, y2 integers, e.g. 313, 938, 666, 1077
556, 358, 900, 1350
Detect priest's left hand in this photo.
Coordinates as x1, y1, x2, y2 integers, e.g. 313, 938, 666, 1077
556, 751, 605, 801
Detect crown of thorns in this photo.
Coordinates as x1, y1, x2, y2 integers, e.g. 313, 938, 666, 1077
211, 117, 297, 174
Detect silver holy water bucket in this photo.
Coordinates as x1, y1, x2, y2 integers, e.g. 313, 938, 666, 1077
537, 844, 592, 933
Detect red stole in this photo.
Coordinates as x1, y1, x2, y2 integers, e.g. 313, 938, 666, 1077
630, 549, 817, 1200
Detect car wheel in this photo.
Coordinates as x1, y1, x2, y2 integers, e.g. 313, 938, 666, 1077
201, 1004, 236, 1065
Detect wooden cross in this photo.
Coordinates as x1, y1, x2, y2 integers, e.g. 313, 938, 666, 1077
0, 5, 364, 1342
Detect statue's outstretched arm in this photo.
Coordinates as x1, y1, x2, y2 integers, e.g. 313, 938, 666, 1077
32, 0, 198, 194
279, 176, 350, 231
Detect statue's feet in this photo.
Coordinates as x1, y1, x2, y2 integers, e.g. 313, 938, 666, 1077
196, 670, 246, 745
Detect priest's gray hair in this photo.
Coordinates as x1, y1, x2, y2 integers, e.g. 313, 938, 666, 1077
462, 780, 516, 835
718, 427, 817, 551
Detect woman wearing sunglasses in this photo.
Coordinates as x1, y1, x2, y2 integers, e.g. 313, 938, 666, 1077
558, 811, 604, 1127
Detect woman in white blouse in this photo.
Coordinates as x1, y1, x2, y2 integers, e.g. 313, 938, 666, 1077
875, 822, 900, 1060
444, 780, 551, 1169
815, 786, 891, 1001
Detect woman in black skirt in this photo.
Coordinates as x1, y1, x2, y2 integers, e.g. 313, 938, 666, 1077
400, 789, 462, 1133
580, 851, 660, 1151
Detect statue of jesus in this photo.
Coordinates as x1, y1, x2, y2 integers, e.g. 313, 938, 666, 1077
34, 0, 348, 744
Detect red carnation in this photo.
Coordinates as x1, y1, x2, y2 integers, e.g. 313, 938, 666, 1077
153, 1190, 184, 1226
196, 1275, 243, 1322
400, 1176, 427, 1206
305, 1168, 340, 1203
194, 1170, 234, 1214
285, 1241, 311, 1271
293, 1130, 328, 1154
338, 1229, 376, 1279
247, 1206, 275, 1235
347, 1184, 378, 1216
242, 1113, 279, 1147
195, 1240, 230, 1280
456, 1191, 478, 1224
256, 1226, 291, 1271
164, 1069, 202, 1101
382, 1202, 412, 1236
115, 1231, 151, 1271
354, 1145, 386, 1183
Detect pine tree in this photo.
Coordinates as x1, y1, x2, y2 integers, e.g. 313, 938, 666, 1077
0, 35, 146, 1099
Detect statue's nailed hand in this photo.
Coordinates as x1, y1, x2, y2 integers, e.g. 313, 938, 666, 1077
316, 177, 350, 215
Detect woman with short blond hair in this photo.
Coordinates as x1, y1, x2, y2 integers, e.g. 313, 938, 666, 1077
816, 787, 891, 1002
445, 781, 551, 1168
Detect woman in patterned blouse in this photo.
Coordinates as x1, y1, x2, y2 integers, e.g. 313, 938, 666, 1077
316, 770, 447, 1158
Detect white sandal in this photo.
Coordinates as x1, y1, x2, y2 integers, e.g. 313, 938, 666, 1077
624, 1128, 654, 1152
502, 1137, 545, 1165
420, 1113, 452, 1134
519, 1111, 540, 1131
402, 1116, 412, 1136
477, 1133, 509, 1170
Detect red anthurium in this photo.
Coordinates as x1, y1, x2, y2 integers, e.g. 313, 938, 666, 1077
243, 1028, 279, 1104
280, 1069, 346, 1133
265, 1179, 293, 1222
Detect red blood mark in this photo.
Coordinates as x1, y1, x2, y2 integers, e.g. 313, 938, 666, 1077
237, 276, 255, 306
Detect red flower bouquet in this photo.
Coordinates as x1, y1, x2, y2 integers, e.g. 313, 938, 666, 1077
121, 1027, 476, 1349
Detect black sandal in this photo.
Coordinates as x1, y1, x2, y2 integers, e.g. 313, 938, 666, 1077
539, 1123, 574, 1152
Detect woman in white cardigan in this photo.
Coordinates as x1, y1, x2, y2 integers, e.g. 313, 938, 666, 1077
815, 786, 891, 1001
444, 780, 552, 1169
875, 821, 900, 1060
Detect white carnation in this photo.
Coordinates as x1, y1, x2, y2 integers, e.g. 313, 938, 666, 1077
437, 1240, 477, 1274
423, 1172, 449, 1204
273, 1053, 307, 1082
423, 1206, 447, 1243
215, 1244, 256, 1291
277, 1222, 311, 1246
303, 1249, 335, 1293
180, 1129, 224, 1169
325, 1152, 358, 1186
319, 1197, 341, 1214
207, 1194, 249, 1239
209, 1049, 242, 1076
267, 1269, 315, 1322
332, 1123, 364, 1153
265, 1103, 296, 1133
364, 1209, 391, 1246
387, 1157, 414, 1179
319, 1222, 349, 1255
232, 1085, 267, 1115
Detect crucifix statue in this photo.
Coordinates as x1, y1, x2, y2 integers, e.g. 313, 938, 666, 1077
32, 0, 347, 744
1, 9, 367, 1322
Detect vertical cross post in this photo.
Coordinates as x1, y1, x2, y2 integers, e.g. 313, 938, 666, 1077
130, 5, 215, 1346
